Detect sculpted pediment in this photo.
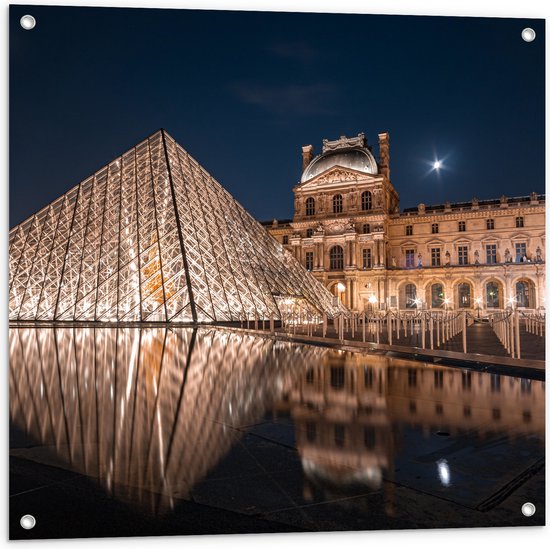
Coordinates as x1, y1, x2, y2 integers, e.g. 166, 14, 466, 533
297, 166, 377, 191
322, 219, 355, 234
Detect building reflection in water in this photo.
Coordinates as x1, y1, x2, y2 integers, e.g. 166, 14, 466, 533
10, 327, 544, 518
9, 327, 317, 513
278, 351, 545, 514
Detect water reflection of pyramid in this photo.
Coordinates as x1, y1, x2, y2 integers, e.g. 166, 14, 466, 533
9, 130, 342, 322
9, 327, 318, 513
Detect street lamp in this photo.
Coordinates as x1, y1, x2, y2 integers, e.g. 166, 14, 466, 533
337, 282, 346, 304
474, 297, 482, 318
443, 297, 450, 311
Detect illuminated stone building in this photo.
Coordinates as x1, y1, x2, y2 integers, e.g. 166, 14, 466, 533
263, 132, 545, 313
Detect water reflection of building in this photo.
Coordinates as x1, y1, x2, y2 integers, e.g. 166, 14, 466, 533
281, 353, 544, 506
9, 327, 318, 514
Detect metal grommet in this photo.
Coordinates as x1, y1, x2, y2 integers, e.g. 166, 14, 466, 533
20, 514, 36, 529
521, 28, 536, 42
521, 502, 536, 517
20, 15, 36, 30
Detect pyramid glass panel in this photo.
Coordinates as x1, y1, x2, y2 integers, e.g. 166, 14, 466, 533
9, 130, 346, 322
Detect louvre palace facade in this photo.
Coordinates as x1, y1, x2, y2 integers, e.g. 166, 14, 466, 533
263, 132, 545, 313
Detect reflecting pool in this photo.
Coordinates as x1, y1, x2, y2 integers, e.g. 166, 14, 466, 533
9, 327, 545, 539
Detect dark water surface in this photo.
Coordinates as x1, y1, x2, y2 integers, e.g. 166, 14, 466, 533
9, 327, 545, 539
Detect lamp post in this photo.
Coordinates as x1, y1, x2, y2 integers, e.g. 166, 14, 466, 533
368, 294, 378, 313
337, 282, 346, 305
474, 297, 482, 319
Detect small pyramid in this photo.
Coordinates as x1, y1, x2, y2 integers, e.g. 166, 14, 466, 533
9, 130, 344, 322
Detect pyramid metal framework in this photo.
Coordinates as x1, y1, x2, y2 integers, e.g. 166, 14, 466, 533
9, 130, 345, 322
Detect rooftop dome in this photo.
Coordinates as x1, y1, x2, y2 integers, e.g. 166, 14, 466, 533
301, 147, 378, 183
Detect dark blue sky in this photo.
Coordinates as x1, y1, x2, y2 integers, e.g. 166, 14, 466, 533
10, 6, 545, 227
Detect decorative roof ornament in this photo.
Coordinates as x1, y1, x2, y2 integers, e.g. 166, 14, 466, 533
322, 133, 365, 153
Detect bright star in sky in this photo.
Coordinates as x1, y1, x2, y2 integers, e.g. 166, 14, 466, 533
433, 160, 442, 170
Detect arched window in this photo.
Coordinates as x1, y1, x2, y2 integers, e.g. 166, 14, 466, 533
516, 280, 533, 308
486, 281, 500, 308
458, 283, 471, 308
305, 197, 315, 216
405, 284, 417, 308
362, 223, 370, 234
329, 245, 344, 270
333, 194, 343, 214
431, 283, 444, 308
361, 190, 372, 211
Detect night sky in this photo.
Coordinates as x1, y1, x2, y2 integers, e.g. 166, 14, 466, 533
9, 5, 545, 228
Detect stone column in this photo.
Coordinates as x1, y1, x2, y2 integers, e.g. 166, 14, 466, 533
346, 279, 351, 309
302, 145, 314, 170
378, 132, 390, 181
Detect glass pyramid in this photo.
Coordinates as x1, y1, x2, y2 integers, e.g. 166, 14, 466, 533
9, 130, 344, 322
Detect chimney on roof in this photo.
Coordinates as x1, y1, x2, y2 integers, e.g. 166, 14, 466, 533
302, 144, 314, 171
378, 132, 390, 180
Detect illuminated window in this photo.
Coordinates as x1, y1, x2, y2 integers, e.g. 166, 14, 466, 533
431, 283, 444, 308
305, 197, 315, 216
333, 194, 343, 213
458, 245, 468, 265
486, 281, 500, 308
431, 247, 441, 266
362, 248, 372, 269
329, 246, 344, 270
405, 249, 415, 268
516, 280, 532, 308
515, 242, 527, 262
361, 190, 372, 211
486, 244, 497, 264
405, 283, 417, 308
458, 283, 471, 308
